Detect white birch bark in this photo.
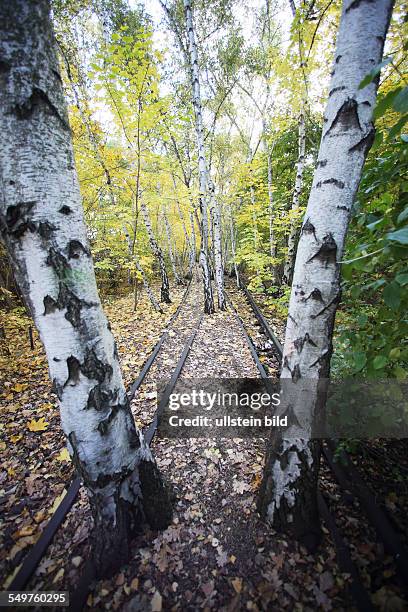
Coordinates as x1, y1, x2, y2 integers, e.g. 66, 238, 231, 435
140, 200, 171, 304
282, 107, 306, 285
0, 0, 171, 575
184, 0, 215, 314
250, 184, 261, 277
208, 181, 226, 310
267, 150, 275, 260
189, 210, 198, 274
228, 206, 240, 287
258, 0, 394, 545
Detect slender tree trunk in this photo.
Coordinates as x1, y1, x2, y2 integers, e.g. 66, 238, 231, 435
123, 226, 163, 314
250, 185, 261, 277
258, 0, 394, 547
265, 136, 277, 284
0, 0, 171, 577
163, 209, 184, 285
184, 0, 215, 314
134, 258, 163, 312
172, 174, 194, 279
140, 200, 171, 304
228, 207, 240, 287
282, 106, 306, 285
208, 182, 226, 309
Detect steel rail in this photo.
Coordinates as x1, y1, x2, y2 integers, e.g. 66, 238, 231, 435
230, 281, 374, 612
69, 311, 204, 610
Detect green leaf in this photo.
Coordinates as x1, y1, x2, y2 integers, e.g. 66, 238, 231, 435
397, 206, 408, 224
396, 272, 408, 286
354, 352, 367, 371
350, 285, 361, 298
387, 115, 408, 140
386, 228, 408, 244
373, 355, 388, 370
393, 87, 408, 114
393, 366, 407, 380
373, 87, 402, 120
358, 57, 392, 90
357, 314, 368, 326
383, 282, 401, 310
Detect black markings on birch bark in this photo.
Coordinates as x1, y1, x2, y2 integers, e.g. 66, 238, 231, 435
307, 233, 337, 266
301, 218, 317, 241
4, 202, 36, 237
283, 357, 302, 382
329, 86, 346, 97
14, 87, 70, 130
311, 290, 341, 319
305, 288, 324, 302
349, 127, 375, 153
68, 239, 90, 258
43, 284, 96, 327
294, 333, 317, 353
324, 98, 362, 136
316, 178, 345, 189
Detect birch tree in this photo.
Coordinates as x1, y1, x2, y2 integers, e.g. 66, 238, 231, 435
209, 181, 226, 309
123, 225, 163, 313
0, 0, 172, 575
258, 0, 394, 545
282, 0, 307, 286
282, 105, 306, 284
183, 0, 216, 313
140, 200, 172, 303
163, 208, 184, 285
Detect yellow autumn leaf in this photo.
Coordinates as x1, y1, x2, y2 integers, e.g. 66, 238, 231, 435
12, 383, 27, 392
10, 434, 22, 443
27, 417, 49, 432
56, 448, 71, 462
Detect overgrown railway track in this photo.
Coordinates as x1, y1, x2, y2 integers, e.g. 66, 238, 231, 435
5, 277, 408, 611
236, 278, 408, 611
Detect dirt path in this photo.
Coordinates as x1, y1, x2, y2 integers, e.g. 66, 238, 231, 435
2, 277, 382, 611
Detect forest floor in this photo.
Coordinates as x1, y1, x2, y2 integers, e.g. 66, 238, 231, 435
0, 276, 407, 611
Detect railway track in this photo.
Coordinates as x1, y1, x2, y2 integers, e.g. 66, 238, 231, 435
5, 277, 408, 611
236, 278, 408, 611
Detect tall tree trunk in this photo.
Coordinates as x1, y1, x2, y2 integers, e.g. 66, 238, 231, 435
140, 200, 171, 304
228, 207, 240, 287
265, 133, 277, 282
190, 211, 197, 272
0, 0, 172, 577
184, 0, 215, 314
171, 174, 194, 279
250, 184, 261, 277
123, 226, 163, 314
208, 182, 226, 310
282, 106, 306, 285
258, 0, 393, 547
163, 209, 184, 285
